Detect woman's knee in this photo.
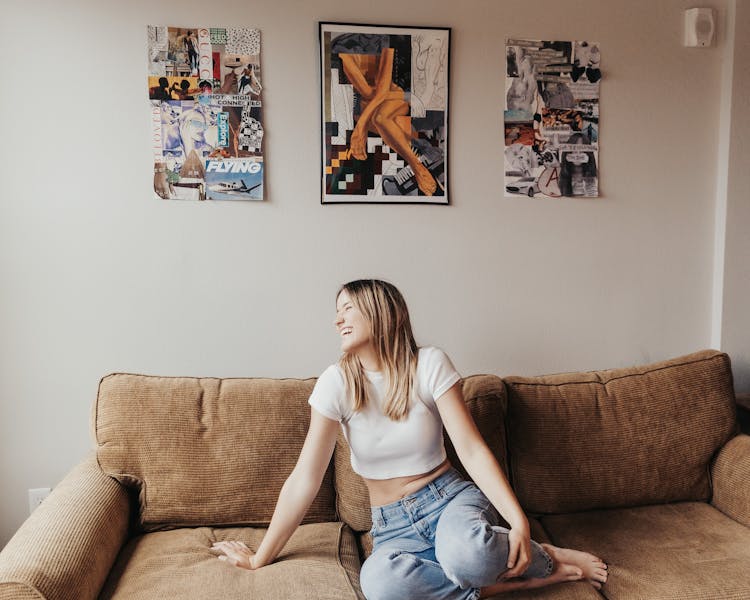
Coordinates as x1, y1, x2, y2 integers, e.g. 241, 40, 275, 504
359, 550, 417, 600
360, 549, 427, 600
436, 520, 510, 588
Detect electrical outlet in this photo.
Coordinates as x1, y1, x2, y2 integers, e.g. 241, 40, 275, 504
28, 488, 51, 515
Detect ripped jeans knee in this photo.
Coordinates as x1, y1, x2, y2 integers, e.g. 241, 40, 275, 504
361, 546, 477, 600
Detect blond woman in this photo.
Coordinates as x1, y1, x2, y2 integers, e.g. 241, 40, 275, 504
214, 279, 607, 599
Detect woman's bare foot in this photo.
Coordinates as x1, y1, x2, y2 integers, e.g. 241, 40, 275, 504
542, 543, 608, 590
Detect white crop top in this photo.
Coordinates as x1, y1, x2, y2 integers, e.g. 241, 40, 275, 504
308, 346, 461, 479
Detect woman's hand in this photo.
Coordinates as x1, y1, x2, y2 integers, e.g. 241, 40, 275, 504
211, 541, 258, 570
502, 526, 532, 579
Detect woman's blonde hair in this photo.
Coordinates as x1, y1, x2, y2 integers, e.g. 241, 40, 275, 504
338, 279, 418, 421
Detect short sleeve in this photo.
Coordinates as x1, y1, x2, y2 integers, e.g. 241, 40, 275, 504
308, 364, 350, 422
421, 347, 462, 401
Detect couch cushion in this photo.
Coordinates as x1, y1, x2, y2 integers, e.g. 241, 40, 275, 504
335, 375, 508, 533
541, 502, 750, 600
95, 374, 337, 531
504, 350, 737, 514
99, 522, 362, 599
711, 434, 750, 528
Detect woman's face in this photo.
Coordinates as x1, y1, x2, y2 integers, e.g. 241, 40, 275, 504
334, 290, 372, 354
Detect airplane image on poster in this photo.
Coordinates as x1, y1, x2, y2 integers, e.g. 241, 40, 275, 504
208, 179, 262, 195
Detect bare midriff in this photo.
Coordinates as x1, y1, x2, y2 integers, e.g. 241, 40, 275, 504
364, 458, 453, 507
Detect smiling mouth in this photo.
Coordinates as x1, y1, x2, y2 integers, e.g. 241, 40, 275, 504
340, 327, 353, 336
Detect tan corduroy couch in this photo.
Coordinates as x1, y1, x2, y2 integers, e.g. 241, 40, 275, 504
1, 349, 749, 599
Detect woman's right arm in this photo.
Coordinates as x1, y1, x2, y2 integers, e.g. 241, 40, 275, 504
213, 408, 340, 569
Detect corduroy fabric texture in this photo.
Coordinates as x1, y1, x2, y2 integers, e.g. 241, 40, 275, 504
504, 350, 738, 514
334, 375, 507, 533
711, 433, 750, 528
0, 454, 130, 600
488, 585, 603, 600
99, 522, 363, 599
487, 581, 603, 600
356, 531, 373, 562
95, 374, 337, 531
541, 502, 750, 600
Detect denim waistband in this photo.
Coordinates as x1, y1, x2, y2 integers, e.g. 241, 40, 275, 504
370, 467, 467, 519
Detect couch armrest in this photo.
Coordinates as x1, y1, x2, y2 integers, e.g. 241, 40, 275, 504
711, 434, 750, 528
0, 453, 131, 600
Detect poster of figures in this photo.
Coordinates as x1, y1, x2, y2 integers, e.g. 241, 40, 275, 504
147, 26, 264, 201
320, 22, 450, 204
504, 39, 600, 199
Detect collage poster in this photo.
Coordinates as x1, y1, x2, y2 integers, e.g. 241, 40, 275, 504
504, 39, 600, 199
147, 26, 264, 201
320, 22, 450, 204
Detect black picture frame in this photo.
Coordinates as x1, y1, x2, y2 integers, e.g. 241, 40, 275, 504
319, 21, 451, 205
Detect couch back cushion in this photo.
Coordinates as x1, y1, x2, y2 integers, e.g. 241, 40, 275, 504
504, 350, 738, 515
95, 374, 337, 531
335, 375, 508, 533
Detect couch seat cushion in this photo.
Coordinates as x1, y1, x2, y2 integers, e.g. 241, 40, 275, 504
99, 522, 362, 600
541, 502, 750, 600
488, 583, 603, 600
504, 350, 737, 514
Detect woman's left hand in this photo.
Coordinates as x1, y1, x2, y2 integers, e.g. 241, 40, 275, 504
502, 526, 532, 580
211, 540, 257, 570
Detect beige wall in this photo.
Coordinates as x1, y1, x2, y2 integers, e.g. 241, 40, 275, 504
0, 0, 743, 546
719, 0, 750, 391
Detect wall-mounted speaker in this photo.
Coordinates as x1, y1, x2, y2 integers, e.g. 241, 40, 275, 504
684, 8, 715, 47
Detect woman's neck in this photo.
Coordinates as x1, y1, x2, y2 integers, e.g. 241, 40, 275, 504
356, 346, 381, 372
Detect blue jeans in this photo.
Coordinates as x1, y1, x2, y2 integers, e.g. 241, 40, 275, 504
360, 468, 553, 600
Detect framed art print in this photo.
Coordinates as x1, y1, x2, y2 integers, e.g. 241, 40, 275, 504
320, 22, 450, 204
